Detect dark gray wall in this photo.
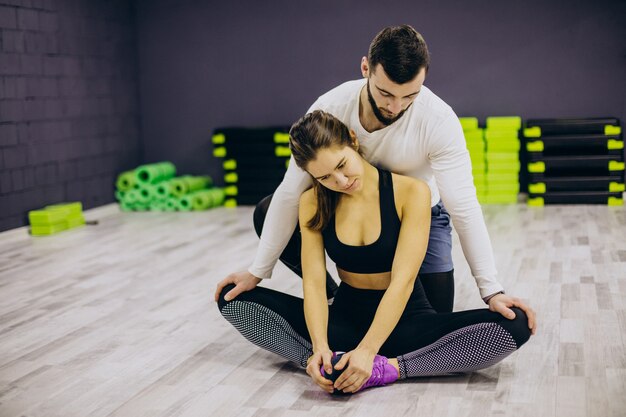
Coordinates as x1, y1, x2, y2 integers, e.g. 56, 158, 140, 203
0, 0, 141, 232
135, 0, 626, 181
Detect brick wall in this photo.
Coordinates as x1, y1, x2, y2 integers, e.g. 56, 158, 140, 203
0, 0, 142, 232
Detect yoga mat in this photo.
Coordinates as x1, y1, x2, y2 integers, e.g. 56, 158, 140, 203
135, 162, 176, 184
170, 176, 213, 197
116, 170, 136, 191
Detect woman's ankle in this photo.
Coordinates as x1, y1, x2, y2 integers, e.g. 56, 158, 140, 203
388, 358, 400, 378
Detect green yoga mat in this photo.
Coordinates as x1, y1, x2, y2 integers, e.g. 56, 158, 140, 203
170, 176, 213, 197
135, 162, 176, 184
116, 170, 136, 191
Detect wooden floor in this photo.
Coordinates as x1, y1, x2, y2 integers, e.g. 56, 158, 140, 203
0, 203, 625, 417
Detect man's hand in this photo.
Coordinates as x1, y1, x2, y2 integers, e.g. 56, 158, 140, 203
488, 293, 537, 335
214, 270, 262, 302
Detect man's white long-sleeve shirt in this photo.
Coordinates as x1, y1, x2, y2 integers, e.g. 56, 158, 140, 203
249, 79, 504, 299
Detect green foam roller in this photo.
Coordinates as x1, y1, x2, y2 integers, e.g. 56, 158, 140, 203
135, 162, 176, 184
486, 116, 521, 130
132, 202, 150, 212
171, 175, 213, 197
210, 188, 225, 206
459, 117, 479, 131
115, 190, 126, 201
136, 185, 154, 204
116, 170, 136, 191
166, 198, 181, 211
188, 190, 213, 210
178, 195, 194, 211
163, 199, 177, 211
124, 189, 141, 204
119, 201, 134, 212
155, 180, 174, 198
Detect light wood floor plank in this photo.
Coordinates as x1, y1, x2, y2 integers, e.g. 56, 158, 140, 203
0, 203, 624, 416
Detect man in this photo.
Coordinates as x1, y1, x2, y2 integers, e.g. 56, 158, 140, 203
214, 25, 536, 334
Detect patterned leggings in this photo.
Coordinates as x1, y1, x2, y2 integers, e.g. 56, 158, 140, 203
217, 282, 530, 379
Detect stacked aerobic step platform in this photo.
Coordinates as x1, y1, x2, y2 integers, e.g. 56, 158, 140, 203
459, 117, 486, 203
28, 202, 85, 236
459, 116, 521, 204
212, 127, 291, 206
484, 117, 521, 203
524, 118, 624, 206
115, 162, 225, 211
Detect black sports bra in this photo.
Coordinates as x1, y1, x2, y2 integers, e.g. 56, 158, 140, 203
322, 168, 401, 274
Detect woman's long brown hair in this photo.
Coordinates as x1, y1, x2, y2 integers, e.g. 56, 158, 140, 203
289, 110, 358, 231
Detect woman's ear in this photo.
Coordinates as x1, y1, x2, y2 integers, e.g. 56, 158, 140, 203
349, 129, 359, 149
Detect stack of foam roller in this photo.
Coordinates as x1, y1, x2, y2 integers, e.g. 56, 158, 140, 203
115, 161, 225, 211
28, 202, 85, 236
459, 117, 487, 203
483, 116, 521, 203
524, 118, 624, 206
212, 127, 291, 206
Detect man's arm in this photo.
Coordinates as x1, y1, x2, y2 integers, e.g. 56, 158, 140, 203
213, 156, 312, 302
428, 114, 536, 334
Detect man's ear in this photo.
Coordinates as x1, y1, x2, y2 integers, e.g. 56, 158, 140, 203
360, 57, 369, 78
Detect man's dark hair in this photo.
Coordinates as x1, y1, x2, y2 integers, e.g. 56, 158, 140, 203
368, 25, 430, 84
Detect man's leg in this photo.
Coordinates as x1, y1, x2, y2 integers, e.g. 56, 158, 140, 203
419, 201, 455, 313
254, 194, 339, 299
419, 270, 454, 313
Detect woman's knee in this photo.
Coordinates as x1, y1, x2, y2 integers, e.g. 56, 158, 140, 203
505, 307, 532, 348
253, 194, 273, 237
217, 284, 237, 311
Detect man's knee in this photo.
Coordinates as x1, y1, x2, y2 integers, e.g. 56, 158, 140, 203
217, 284, 237, 311
253, 194, 273, 237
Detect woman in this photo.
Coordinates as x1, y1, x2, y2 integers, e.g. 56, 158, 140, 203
217, 110, 531, 394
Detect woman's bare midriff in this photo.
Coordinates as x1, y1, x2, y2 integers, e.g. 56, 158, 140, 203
337, 268, 391, 290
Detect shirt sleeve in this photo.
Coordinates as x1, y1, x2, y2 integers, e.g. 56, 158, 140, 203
428, 114, 504, 299
248, 97, 326, 278
248, 155, 313, 279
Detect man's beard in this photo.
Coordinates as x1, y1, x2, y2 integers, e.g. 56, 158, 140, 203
366, 80, 410, 126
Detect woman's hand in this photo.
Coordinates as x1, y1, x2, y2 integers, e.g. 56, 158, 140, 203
306, 350, 335, 393
332, 347, 376, 393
